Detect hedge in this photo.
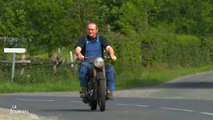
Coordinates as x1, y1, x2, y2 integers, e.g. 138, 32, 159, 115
107, 32, 213, 71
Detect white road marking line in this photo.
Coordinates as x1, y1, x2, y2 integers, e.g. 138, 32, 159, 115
160, 107, 194, 112
117, 104, 150, 108
69, 100, 82, 103
16, 98, 213, 117
200, 112, 213, 116
17, 99, 55, 102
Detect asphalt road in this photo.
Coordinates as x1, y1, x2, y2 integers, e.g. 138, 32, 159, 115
0, 71, 213, 120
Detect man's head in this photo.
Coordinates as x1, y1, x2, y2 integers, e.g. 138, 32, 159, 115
87, 22, 98, 38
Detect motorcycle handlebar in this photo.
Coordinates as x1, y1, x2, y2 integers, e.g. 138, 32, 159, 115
76, 56, 112, 62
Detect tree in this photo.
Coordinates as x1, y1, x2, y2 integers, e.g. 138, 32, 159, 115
151, 0, 212, 36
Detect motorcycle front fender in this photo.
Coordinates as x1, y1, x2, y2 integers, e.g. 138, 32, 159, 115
96, 71, 106, 80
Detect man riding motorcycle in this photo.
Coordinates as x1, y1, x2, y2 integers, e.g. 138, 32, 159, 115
75, 22, 117, 100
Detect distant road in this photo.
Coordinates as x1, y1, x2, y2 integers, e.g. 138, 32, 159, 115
0, 71, 213, 120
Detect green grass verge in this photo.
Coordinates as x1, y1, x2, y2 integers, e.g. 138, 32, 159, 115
0, 65, 212, 93
0, 80, 79, 93
116, 65, 213, 89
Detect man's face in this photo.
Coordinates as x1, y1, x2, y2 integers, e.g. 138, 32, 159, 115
87, 23, 98, 38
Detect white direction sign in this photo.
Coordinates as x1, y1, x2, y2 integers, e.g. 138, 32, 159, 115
4, 48, 26, 53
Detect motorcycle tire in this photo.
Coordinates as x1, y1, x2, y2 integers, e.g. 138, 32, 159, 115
90, 100, 97, 110
98, 78, 106, 111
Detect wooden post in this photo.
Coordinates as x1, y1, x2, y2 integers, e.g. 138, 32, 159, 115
11, 53, 16, 82
53, 48, 62, 73
20, 54, 25, 75
70, 51, 74, 68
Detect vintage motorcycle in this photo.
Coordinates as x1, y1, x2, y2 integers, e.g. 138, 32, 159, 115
80, 57, 110, 111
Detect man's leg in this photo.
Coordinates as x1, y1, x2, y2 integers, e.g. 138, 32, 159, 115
79, 62, 92, 97
105, 64, 116, 99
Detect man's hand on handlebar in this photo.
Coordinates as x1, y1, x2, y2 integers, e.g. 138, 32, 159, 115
110, 54, 117, 61
78, 55, 85, 61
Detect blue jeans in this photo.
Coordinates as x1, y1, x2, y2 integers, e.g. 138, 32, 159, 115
79, 61, 116, 91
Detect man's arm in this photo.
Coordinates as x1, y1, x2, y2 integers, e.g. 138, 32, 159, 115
75, 46, 84, 61
100, 36, 117, 61
106, 46, 117, 61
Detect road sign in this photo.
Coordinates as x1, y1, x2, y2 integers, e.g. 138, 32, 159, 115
3, 48, 27, 82
4, 48, 26, 53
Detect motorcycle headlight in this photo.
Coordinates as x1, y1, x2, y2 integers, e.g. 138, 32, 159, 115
94, 57, 104, 68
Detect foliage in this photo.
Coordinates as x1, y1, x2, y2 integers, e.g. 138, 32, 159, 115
140, 28, 213, 68
0, 0, 212, 89
0, 0, 211, 50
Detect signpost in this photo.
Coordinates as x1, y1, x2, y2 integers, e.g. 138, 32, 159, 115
4, 48, 26, 53
4, 48, 27, 82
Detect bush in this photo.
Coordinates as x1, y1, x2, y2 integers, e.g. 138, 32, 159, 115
201, 36, 213, 64
174, 34, 201, 66
139, 31, 212, 68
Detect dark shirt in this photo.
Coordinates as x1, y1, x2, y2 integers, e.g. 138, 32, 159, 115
75, 34, 110, 56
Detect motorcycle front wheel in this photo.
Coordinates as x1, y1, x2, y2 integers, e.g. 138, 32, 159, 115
98, 79, 106, 111
90, 100, 97, 110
